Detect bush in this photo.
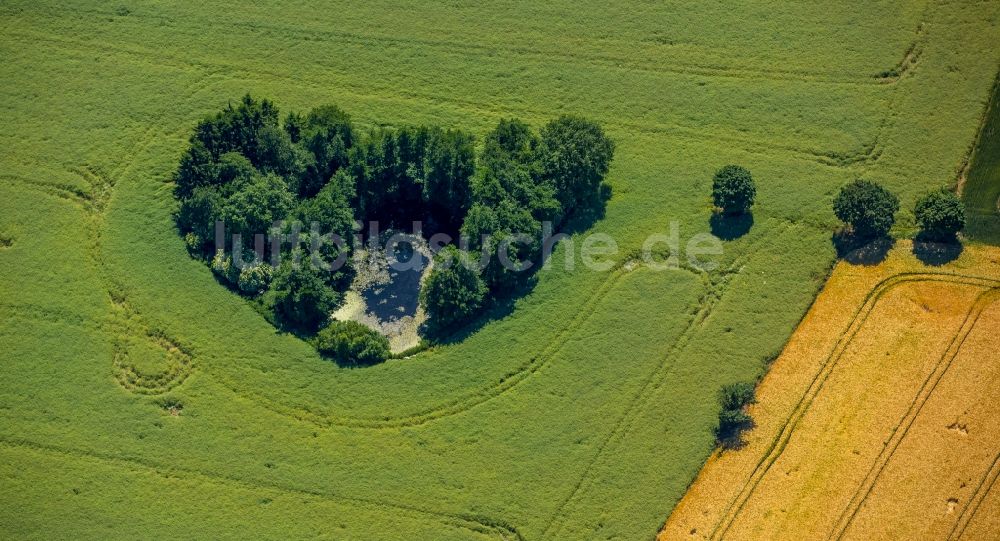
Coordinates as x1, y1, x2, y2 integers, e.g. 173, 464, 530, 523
915, 188, 966, 242
271, 262, 339, 333
833, 179, 899, 239
210, 250, 234, 282
420, 247, 487, 330
315, 320, 390, 366
712, 165, 756, 215
716, 381, 756, 449
237, 262, 273, 295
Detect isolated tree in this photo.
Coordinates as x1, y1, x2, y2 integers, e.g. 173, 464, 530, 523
420, 246, 487, 330
915, 188, 966, 242
716, 381, 756, 448
833, 179, 899, 238
315, 320, 390, 366
538, 115, 615, 217
271, 261, 339, 333
712, 165, 756, 215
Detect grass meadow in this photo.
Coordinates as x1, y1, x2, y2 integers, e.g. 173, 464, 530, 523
1, 1, 999, 539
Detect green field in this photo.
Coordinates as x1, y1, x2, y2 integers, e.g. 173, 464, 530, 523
2, 1, 999, 539
963, 73, 1000, 244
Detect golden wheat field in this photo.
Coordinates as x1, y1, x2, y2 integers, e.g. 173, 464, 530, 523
661, 242, 1000, 541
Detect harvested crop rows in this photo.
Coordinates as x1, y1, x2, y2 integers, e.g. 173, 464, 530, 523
662, 244, 1000, 540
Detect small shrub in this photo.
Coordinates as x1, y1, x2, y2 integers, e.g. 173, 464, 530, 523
711, 165, 756, 215
237, 262, 273, 295
914, 188, 966, 242
315, 320, 390, 366
210, 250, 233, 281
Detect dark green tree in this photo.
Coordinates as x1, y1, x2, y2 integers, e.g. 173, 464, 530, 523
176, 185, 222, 252
314, 320, 390, 366
712, 165, 756, 215
297, 169, 356, 244
915, 188, 966, 242
538, 115, 615, 217
479, 118, 539, 172
422, 128, 476, 233
461, 201, 541, 293
716, 381, 756, 449
833, 179, 900, 239
474, 119, 561, 224
220, 172, 295, 245
420, 246, 487, 330
271, 261, 340, 333
297, 105, 355, 198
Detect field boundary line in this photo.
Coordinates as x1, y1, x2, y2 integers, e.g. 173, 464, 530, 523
537, 223, 779, 540
708, 271, 1000, 540
830, 287, 1000, 539
0, 436, 522, 540
0, 173, 91, 207
948, 449, 1000, 540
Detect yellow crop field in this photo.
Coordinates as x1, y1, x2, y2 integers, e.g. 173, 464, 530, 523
661, 242, 1000, 540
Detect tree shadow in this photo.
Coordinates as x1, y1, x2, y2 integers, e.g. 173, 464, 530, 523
832, 231, 895, 266
913, 234, 964, 266
709, 212, 754, 241
716, 419, 756, 452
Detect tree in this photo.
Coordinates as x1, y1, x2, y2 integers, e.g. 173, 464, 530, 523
833, 179, 899, 239
314, 320, 390, 366
479, 118, 539, 172
422, 128, 476, 233
420, 246, 487, 330
538, 115, 614, 217
176, 185, 222, 252
220, 172, 295, 245
915, 188, 966, 242
717, 381, 756, 449
297, 169, 356, 243
297, 105, 355, 198
712, 165, 756, 215
461, 201, 541, 293
270, 260, 340, 333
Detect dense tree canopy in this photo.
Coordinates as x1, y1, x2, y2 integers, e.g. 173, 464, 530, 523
270, 261, 339, 333
914, 188, 966, 241
833, 179, 899, 239
712, 165, 756, 215
537, 115, 615, 216
174, 95, 614, 348
419, 247, 487, 331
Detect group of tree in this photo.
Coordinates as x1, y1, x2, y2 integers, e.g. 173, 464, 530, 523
706, 167, 967, 247
418, 117, 614, 332
833, 179, 966, 242
174, 95, 614, 361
